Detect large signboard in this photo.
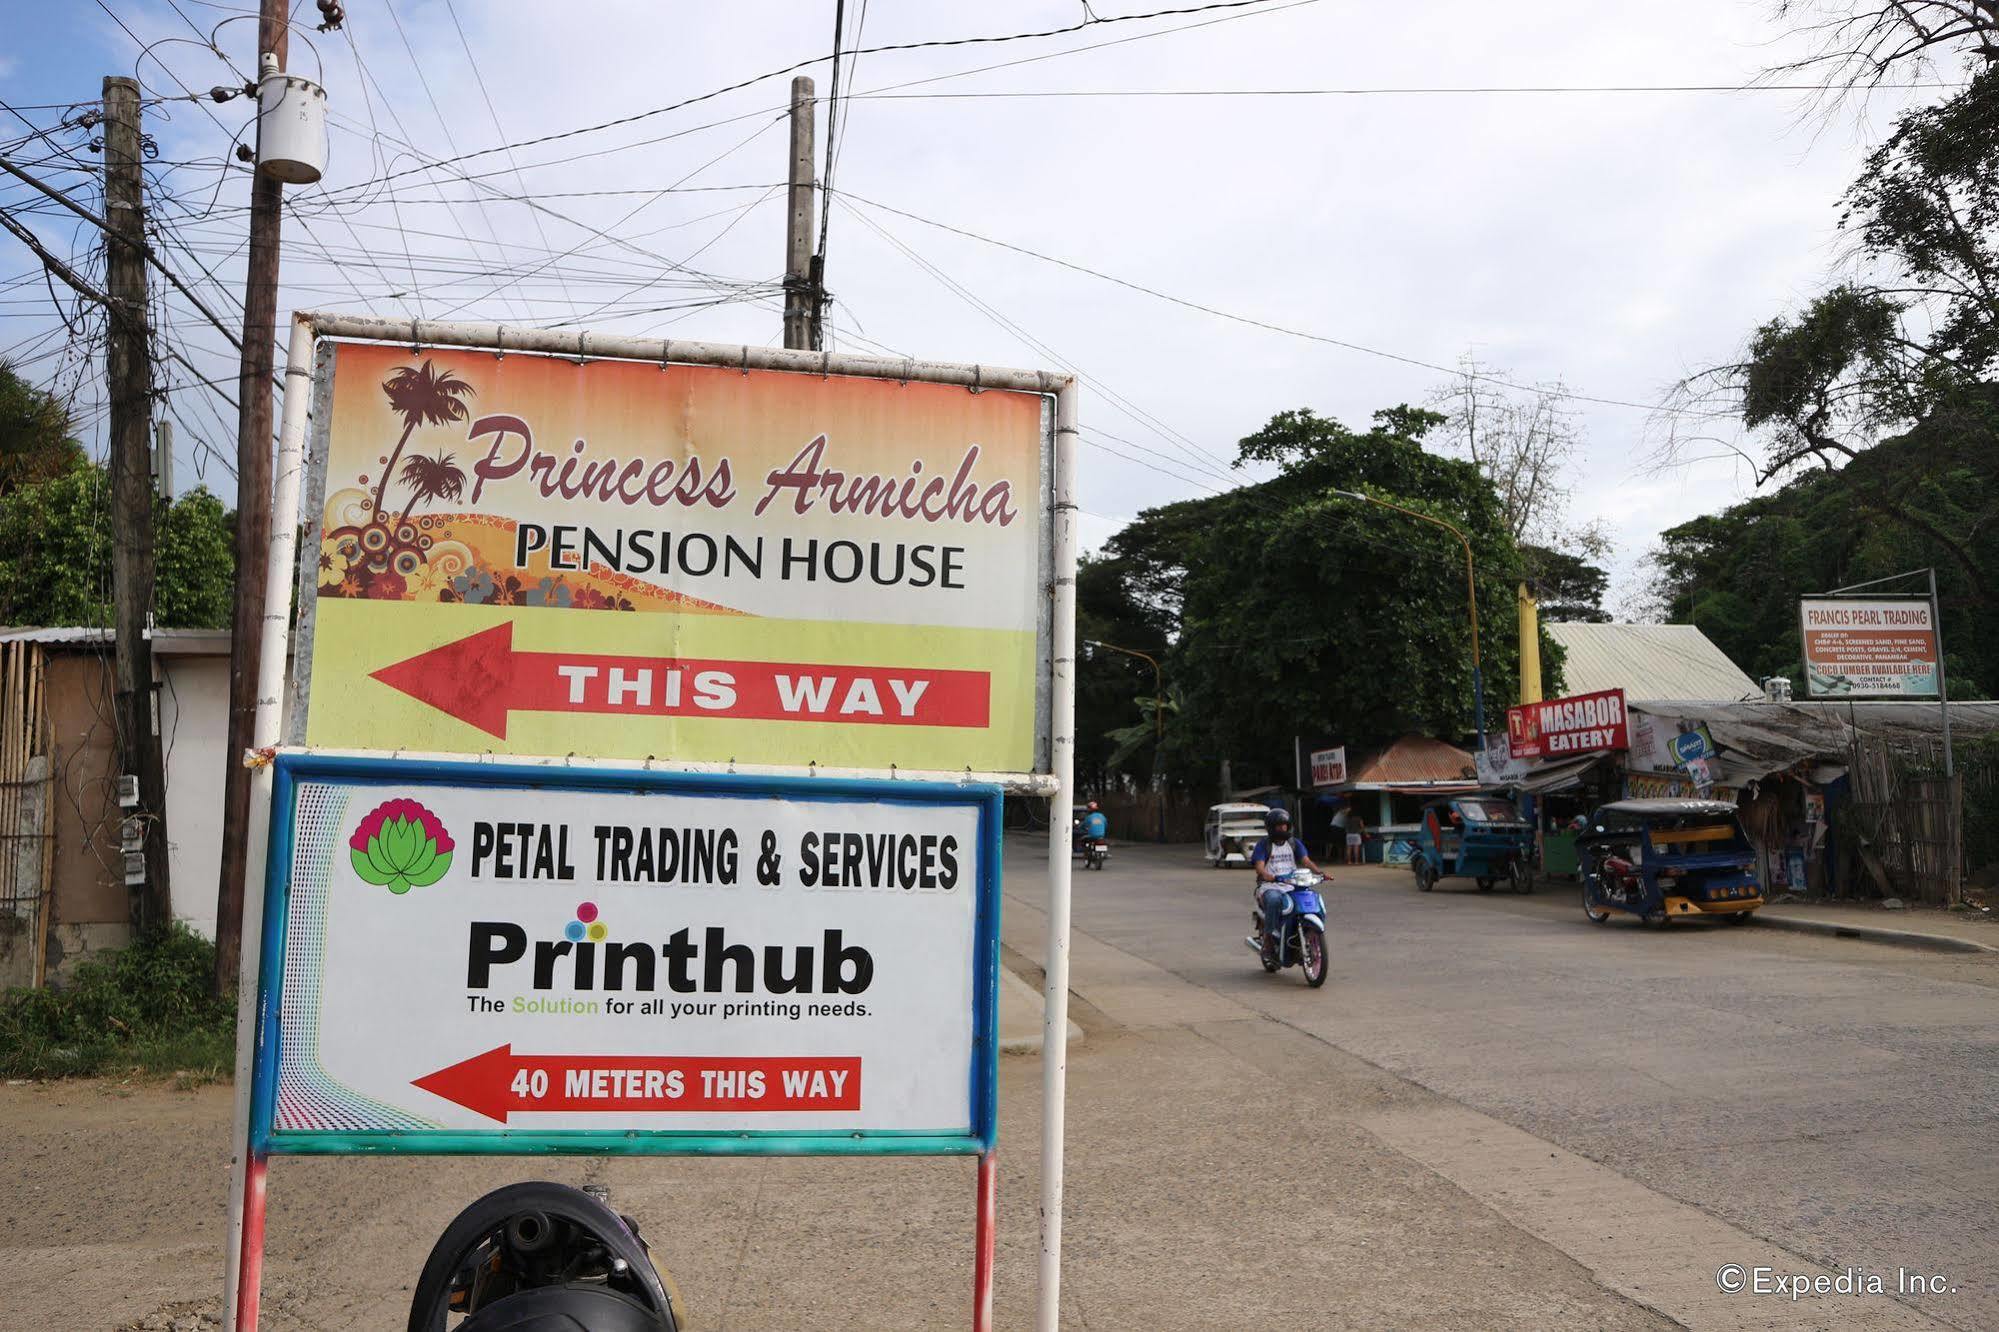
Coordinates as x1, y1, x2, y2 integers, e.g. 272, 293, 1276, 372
1506, 688, 1629, 760
1800, 596, 1940, 698
1308, 746, 1347, 787
294, 343, 1050, 772
250, 755, 1000, 1155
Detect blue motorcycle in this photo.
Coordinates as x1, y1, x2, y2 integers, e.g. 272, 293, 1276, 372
1243, 869, 1331, 987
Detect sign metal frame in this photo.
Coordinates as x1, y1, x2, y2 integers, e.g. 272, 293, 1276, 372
250, 752, 1003, 1160
223, 315, 1080, 1332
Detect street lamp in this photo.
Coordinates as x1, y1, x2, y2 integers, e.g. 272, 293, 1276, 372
1328, 489, 1485, 750
1084, 639, 1167, 843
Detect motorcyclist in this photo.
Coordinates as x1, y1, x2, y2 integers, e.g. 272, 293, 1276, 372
1250, 806, 1324, 966
1082, 800, 1108, 842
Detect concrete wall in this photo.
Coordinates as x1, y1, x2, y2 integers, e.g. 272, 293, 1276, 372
33, 649, 249, 981
161, 655, 230, 940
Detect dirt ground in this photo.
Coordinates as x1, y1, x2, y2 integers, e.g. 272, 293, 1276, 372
1, 1017, 1675, 1332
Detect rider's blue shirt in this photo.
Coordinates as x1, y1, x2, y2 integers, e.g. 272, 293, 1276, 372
1083, 811, 1108, 838
1250, 836, 1308, 875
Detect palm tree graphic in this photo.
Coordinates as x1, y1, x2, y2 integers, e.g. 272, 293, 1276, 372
395, 451, 466, 526
374, 360, 473, 521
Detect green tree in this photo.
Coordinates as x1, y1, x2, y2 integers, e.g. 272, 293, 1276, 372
1098, 406, 1538, 793
1664, 64, 1999, 599
1655, 14, 1999, 678
0, 458, 236, 628
0, 361, 86, 495
1075, 553, 1172, 792
1647, 425, 1994, 698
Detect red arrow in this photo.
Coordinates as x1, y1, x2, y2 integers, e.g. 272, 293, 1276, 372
370, 621, 990, 739
412, 1044, 863, 1124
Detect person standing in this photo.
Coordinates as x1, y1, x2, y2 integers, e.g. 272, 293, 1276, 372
1346, 808, 1367, 865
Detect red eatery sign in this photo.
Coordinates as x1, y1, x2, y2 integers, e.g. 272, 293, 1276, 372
1506, 688, 1629, 760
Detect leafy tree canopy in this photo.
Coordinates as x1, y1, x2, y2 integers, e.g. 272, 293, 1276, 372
1079, 406, 1564, 794
1647, 423, 1995, 699
0, 457, 235, 629
0, 361, 86, 495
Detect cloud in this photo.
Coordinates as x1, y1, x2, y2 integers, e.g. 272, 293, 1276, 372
0, 0, 1945, 605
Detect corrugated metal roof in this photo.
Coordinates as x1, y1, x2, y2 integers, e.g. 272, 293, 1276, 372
1545, 622, 1761, 702
1635, 699, 1999, 770
1346, 735, 1477, 786
0, 626, 235, 655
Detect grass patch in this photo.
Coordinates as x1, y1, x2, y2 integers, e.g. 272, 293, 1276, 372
0, 923, 235, 1080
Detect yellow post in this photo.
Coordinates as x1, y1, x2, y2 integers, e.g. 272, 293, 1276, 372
1517, 582, 1542, 705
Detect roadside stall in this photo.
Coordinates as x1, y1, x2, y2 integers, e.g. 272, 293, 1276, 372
1308, 735, 1479, 864
1477, 689, 1633, 879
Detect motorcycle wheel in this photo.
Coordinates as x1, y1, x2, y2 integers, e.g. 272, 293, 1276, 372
1582, 881, 1611, 924
1510, 861, 1531, 894
1299, 925, 1328, 988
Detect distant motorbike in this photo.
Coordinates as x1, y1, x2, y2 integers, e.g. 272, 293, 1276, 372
1243, 868, 1330, 987
1079, 836, 1109, 870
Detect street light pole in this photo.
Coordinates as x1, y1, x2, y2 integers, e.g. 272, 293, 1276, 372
1085, 639, 1167, 843
1329, 490, 1485, 750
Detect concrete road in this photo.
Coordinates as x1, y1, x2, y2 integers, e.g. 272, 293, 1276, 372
1013, 836, 1999, 1332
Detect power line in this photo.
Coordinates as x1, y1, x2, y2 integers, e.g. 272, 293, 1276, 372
837, 194, 1240, 486
834, 188, 1727, 418
380, 0, 537, 324
0, 153, 242, 349
849, 80, 1959, 101
425, 112, 787, 320
438, 0, 576, 314
305, 0, 1312, 196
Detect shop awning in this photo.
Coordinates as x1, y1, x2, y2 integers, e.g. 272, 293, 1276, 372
1511, 757, 1601, 794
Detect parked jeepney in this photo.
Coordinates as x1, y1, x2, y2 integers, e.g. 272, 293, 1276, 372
1409, 795, 1534, 894
1575, 798, 1763, 927
1205, 802, 1272, 869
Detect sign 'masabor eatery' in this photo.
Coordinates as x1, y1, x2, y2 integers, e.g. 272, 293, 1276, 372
295, 343, 1047, 772
256, 762, 997, 1148
1506, 687, 1630, 760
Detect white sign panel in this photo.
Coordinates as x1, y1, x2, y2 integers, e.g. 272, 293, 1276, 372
1309, 746, 1347, 787
1801, 596, 1940, 698
252, 760, 998, 1152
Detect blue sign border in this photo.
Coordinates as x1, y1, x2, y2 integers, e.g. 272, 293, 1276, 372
251, 753, 1002, 1157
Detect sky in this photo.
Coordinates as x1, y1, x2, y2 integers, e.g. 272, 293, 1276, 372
0, 0, 1945, 612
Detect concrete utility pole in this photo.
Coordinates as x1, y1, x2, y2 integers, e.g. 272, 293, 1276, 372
216, 0, 290, 994
103, 76, 172, 932
782, 76, 817, 351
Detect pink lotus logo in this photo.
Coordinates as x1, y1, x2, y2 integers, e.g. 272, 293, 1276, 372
349, 798, 455, 895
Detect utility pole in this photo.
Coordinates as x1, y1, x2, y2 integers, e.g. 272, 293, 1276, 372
103, 76, 172, 932
215, 0, 289, 994
782, 75, 816, 351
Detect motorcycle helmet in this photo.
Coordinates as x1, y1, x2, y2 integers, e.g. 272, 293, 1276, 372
1087, 800, 1100, 812
408, 1182, 681, 1332
1264, 806, 1292, 834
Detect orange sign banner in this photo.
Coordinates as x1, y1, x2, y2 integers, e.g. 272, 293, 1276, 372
296, 343, 1048, 771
